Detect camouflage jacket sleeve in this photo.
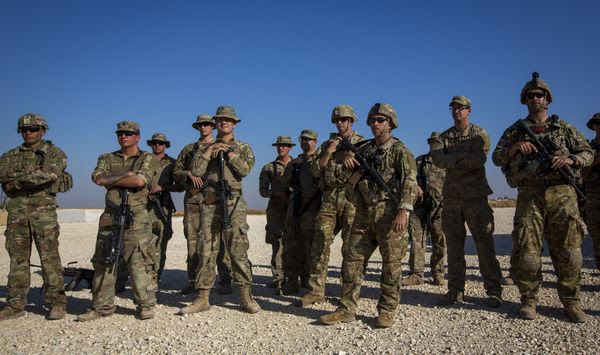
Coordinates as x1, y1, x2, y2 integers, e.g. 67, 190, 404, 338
394, 144, 419, 212
173, 144, 193, 185
227, 141, 255, 178
563, 122, 594, 168
280, 158, 296, 191
430, 130, 454, 169
492, 123, 518, 167
137, 153, 158, 188
1, 142, 66, 189
91, 153, 112, 183
259, 163, 272, 198
453, 127, 490, 171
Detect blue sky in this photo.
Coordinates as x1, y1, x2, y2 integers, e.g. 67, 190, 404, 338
1, 1, 599, 209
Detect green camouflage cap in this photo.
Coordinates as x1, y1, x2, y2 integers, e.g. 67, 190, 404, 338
214, 106, 241, 123
115, 121, 140, 133
520, 72, 553, 105
331, 105, 357, 123
587, 113, 600, 130
449, 95, 472, 108
299, 129, 318, 140
17, 113, 48, 132
367, 103, 398, 129
147, 132, 171, 148
272, 135, 295, 146
427, 131, 441, 142
192, 114, 214, 130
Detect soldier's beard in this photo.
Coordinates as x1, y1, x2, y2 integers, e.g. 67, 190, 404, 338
528, 102, 546, 114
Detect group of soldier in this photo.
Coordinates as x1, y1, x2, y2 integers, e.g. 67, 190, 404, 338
0, 72, 599, 327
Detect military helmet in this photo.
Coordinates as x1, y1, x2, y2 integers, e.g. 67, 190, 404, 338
17, 113, 48, 132
331, 105, 357, 123
367, 103, 398, 129
520, 72, 553, 105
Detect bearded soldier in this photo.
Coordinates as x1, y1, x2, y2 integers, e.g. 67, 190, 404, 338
493, 73, 593, 322
0, 113, 72, 321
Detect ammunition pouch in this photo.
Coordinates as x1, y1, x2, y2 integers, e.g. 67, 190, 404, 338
48, 171, 73, 194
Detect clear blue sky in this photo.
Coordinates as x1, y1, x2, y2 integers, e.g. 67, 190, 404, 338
1, 1, 599, 210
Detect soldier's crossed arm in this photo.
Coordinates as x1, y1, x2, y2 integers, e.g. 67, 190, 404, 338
259, 165, 272, 198
227, 143, 255, 177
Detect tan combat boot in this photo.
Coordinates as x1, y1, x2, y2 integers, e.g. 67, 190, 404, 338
76, 309, 112, 322
239, 287, 261, 314
402, 274, 423, 286
139, 306, 155, 320
319, 308, 355, 325
179, 289, 211, 314
564, 303, 588, 323
376, 312, 394, 328
48, 305, 66, 320
432, 274, 447, 286
501, 276, 514, 285
0, 306, 25, 321
296, 293, 325, 307
180, 284, 196, 295
436, 291, 464, 306
519, 298, 536, 320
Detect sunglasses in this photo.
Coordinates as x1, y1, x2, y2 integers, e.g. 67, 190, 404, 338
199, 122, 214, 127
21, 126, 42, 133
333, 117, 350, 123
526, 92, 546, 100
150, 141, 166, 146
300, 137, 313, 141
116, 131, 136, 137
367, 117, 388, 124
449, 106, 469, 112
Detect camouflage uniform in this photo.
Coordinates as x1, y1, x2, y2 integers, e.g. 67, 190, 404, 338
173, 125, 231, 290
583, 114, 600, 270
431, 100, 502, 301
88, 123, 158, 315
493, 117, 593, 308
281, 130, 322, 291
307, 129, 364, 298
0, 114, 70, 315
407, 152, 446, 281
258, 136, 294, 287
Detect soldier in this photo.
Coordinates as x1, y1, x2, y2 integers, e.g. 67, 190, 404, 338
298, 105, 365, 307
77, 121, 158, 321
492, 73, 593, 322
403, 132, 447, 286
146, 133, 183, 284
179, 106, 260, 314
259, 136, 294, 290
583, 113, 600, 270
0, 113, 71, 321
280, 129, 322, 295
431, 96, 503, 308
319, 103, 417, 328
173, 114, 232, 295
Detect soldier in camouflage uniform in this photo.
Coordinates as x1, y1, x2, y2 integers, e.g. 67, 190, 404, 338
0, 114, 71, 321
298, 105, 365, 307
493, 73, 593, 322
179, 106, 260, 314
320, 103, 418, 328
77, 121, 159, 321
146, 133, 183, 284
173, 114, 232, 295
280, 129, 322, 295
583, 113, 600, 270
259, 136, 294, 289
431, 96, 503, 308
404, 132, 447, 286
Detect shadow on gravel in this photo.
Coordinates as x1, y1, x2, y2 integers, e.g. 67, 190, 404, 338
158, 269, 189, 292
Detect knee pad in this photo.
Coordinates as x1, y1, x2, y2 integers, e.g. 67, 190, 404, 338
520, 253, 540, 272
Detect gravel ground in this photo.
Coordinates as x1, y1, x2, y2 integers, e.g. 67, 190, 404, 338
1, 207, 599, 354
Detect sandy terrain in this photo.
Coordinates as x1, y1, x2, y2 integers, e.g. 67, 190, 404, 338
1, 207, 599, 354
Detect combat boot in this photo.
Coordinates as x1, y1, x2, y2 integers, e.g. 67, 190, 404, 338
501, 276, 514, 286
402, 274, 423, 286
519, 298, 536, 320
139, 306, 155, 320
179, 289, 211, 314
180, 284, 196, 295
376, 312, 394, 328
47, 305, 66, 320
564, 303, 588, 323
0, 306, 25, 321
76, 309, 112, 322
219, 282, 233, 295
296, 293, 325, 307
432, 274, 447, 286
486, 295, 502, 308
319, 308, 355, 325
436, 291, 464, 306
239, 287, 261, 314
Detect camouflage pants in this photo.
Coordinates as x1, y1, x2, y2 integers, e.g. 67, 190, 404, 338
91, 206, 156, 313
265, 207, 287, 284
149, 208, 172, 282
584, 196, 600, 270
306, 197, 355, 296
339, 201, 408, 315
282, 203, 320, 286
184, 202, 231, 287
4, 204, 65, 310
442, 197, 501, 297
514, 185, 584, 305
195, 194, 252, 289
407, 205, 446, 277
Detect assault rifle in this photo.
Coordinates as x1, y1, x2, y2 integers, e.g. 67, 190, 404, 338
149, 191, 174, 235
32, 262, 94, 291
104, 188, 133, 265
517, 119, 586, 203
339, 137, 399, 206
418, 159, 437, 227
217, 150, 233, 227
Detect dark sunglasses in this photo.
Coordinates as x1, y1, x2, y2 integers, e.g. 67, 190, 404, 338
449, 105, 469, 112
199, 122, 214, 127
150, 141, 166, 146
116, 131, 136, 137
333, 117, 350, 123
20, 126, 42, 133
367, 117, 388, 124
526, 92, 546, 100
300, 137, 313, 141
